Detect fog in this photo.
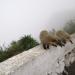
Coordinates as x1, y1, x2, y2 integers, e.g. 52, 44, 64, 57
0, 0, 75, 46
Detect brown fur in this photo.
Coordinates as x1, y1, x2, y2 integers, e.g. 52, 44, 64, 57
40, 30, 59, 49
56, 30, 73, 44
49, 30, 65, 47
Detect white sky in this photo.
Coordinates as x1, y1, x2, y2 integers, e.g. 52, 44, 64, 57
0, 0, 75, 46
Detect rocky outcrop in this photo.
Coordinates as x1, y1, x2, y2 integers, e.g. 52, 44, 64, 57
0, 34, 75, 75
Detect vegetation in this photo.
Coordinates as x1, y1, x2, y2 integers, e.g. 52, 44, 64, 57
0, 35, 39, 62
64, 20, 75, 34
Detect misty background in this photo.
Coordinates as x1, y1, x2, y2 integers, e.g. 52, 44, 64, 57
0, 0, 75, 47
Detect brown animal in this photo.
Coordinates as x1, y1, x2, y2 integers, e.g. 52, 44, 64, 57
40, 30, 63, 49
56, 30, 73, 44
49, 29, 65, 47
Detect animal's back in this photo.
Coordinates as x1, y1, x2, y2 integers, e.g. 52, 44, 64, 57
56, 30, 70, 39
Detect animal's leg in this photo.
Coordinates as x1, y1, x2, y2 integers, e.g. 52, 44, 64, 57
47, 44, 49, 49
69, 39, 73, 44
51, 42, 57, 47
43, 44, 47, 49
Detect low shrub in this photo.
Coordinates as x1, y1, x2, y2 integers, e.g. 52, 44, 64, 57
64, 20, 75, 34
0, 35, 39, 62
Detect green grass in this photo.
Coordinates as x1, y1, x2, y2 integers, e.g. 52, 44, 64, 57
0, 35, 39, 62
